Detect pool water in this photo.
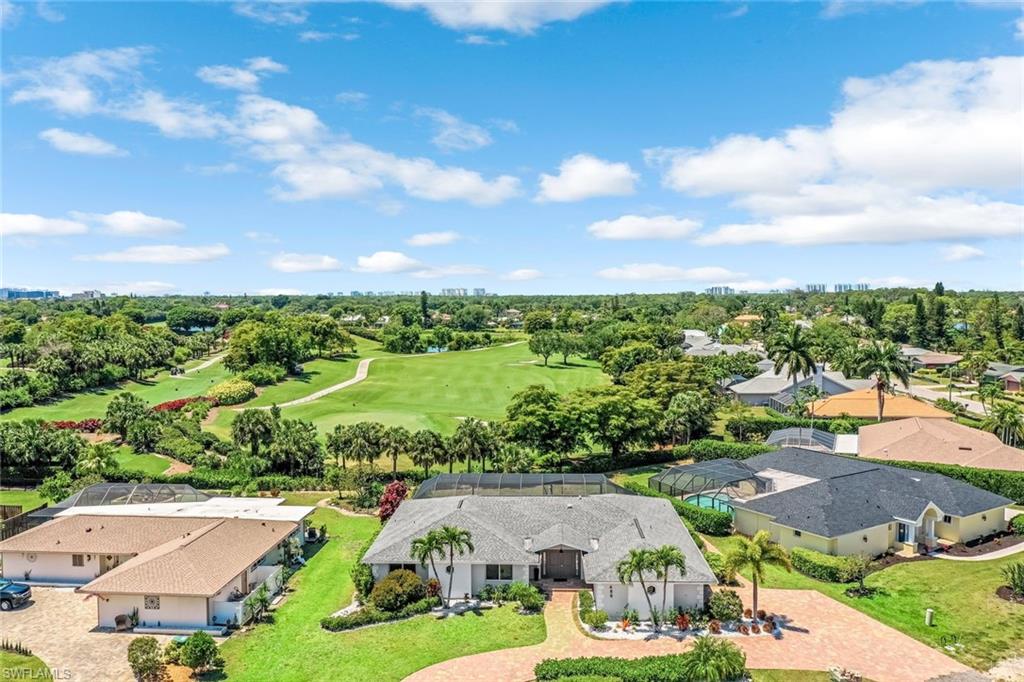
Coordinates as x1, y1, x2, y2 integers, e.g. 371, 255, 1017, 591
683, 494, 735, 515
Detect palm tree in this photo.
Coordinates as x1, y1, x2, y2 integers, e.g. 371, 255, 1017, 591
75, 443, 119, 476
616, 548, 658, 626
380, 425, 411, 475
409, 429, 446, 478
410, 529, 446, 592
449, 418, 497, 472
973, 381, 1004, 416
325, 424, 350, 469
855, 340, 912, 422
768, 325, 816, 399
678, 636, 747, 682
724, 530, 792, 619
437, 526, 474, 606
984, 402, 1024, 446
232, 408, 275, 459
650, 545, 686, 622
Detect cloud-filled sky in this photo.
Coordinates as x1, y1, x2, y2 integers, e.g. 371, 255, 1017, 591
1, 0, 1022, 296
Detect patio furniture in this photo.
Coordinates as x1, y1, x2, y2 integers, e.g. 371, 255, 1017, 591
114, 614, 130, 632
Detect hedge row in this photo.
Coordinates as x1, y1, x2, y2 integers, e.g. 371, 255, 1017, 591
864, 458, 1024, 505
790, 547, 858, 583
622, 481, 732, 536
535, 655, 692, 682
673, 439, 775, 462
99, 469, 431, 491
725, 416, 874, 441
563, 449, 679, 473
320, 597, 439, 631
343, 326, 382, 342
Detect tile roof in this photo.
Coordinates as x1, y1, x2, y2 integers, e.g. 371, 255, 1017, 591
810, 388, 954, 419
0, 515, 213, 555
735, 448, 1011, 537
363, 494, 715, 585
857, 418, 1024, 472
78, 518, 296, 597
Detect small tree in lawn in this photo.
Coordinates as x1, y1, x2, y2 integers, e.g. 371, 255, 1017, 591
378, 480, 408, 523
179, 631, 223, 674
724, 530, 792, 620
126, 636, 164, 681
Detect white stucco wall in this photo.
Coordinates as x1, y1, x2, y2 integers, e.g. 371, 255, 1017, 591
96, 594, 209, 629
593, 581, 707, 619
2, 551, 102, 584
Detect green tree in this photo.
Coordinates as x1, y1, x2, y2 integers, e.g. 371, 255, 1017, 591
929, 298, 949, 347
678, 636, 747, 682
601, 341, 659, 382
855, 340, 912, 421
724, 530, 792, 618
267, 418, 323, 476
437, 525, 474, 607
563, 386, 659, 458
325, 424, 351, 469
768, 325, 816, 398
556, 332, 581, 365
179, 631, 222, 673
410, 529, 446, 592
665, 391, 714, 445
912, 296, 930, 347
409, 429, 446, 477
623, 359, 715, 410
528, 330, 561, 367
420, 290, 430, 326
984, 402, 1024, 446
523, 310, 553, 334
127, 636, 164, 682
37, 470, 74, 503
650, 545, 687, 620
380, 425, 411, 475
0, 318, 27, 368
126, 417, 161, 453
453, 304, 489, 331
449, 418, 498, 472
972, 381, 1004, 416
616, 548, 658, 625
104, 392, 149, 440
232, 409, 275, 459
345, 421, 385, 468
504, 385, 580, 455
75, 443, 119, 477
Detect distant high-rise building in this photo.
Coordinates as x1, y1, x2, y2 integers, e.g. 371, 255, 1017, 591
704, 286, 734, 296
855, 283, 870, 291
68, 290, 105, 301
441, 288, 468, 297
473, 288, 486, 297
350, 291, 363, 297
0, 287, 60, 301
834, 283, 854, 293
805, 284, 827, 293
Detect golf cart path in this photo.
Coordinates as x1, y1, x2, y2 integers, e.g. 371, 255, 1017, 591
237, 340, 526, 411
171, 353, 224, 378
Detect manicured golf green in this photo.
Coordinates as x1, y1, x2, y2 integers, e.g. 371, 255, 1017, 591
113, 446, 174, 477
209, 341, 607, 439
0, 355, 229, 422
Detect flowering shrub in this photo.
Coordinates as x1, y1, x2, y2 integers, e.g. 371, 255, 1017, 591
153, 396, 210, 412
207, 379, 256, 406
49, 418, 103, 432
378, 480, 409, 522
425, 578, 441, 598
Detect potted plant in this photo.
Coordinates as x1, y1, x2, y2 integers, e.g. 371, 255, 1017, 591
708, 619, 721, 634
675, 611, 690, 630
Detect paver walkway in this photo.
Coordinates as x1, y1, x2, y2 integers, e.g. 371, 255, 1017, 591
405, 588, 971, 682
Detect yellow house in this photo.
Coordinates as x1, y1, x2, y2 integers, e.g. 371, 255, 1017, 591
727, 449, 1010, 556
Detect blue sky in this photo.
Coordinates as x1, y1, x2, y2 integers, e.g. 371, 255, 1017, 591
1, 0, 1022, 296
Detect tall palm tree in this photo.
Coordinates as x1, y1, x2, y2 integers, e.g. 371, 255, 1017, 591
450, 418, 497, 472
768, 326, 816, 399
973, 382, 1004, 416
855, 340, 912, 422
232, 408, 276, 459
724, 530, 792, 619
616, 548, 658, 626
984, 402, 1024, 446
380, 425, 411, 475
410, 529, 446, 592
650, 545, 687, 623
437, 526, 474, 606
409, 429, 446, 478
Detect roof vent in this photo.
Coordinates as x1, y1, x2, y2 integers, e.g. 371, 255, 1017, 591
633, 518, 645, 539
457, 499, 464, 509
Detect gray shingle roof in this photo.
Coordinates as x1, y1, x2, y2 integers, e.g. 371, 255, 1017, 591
363, 494, 715, 584
734, 448, 1012, 537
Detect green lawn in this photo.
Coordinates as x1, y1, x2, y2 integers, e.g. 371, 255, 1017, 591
0, 652, 51, 679
610, 463, 674, 489
209, 340, 607, 440
0, 489, 46, 511
708, 535, 1024, 670
0, 356, 230, 422
215, 504, 546, 681
113, 446, 173, 477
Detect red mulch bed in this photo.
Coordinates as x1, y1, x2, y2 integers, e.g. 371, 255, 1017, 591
943, 533, 1024, 557
996, 586, 1024, 605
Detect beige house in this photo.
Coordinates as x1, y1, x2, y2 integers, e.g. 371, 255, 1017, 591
856, 418, 1024, 472
730, 449, 1010, 556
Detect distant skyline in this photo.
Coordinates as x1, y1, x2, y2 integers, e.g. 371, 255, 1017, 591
1, 0, 1022, 296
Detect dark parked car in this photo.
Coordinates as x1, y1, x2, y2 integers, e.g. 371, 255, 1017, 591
0, 579, 32, 610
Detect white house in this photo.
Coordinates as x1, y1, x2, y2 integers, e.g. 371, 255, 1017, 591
362, 474, 716, 619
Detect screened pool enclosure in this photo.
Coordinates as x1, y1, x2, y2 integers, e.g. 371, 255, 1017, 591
648, 460, 773, 514
412, 473, 633, 499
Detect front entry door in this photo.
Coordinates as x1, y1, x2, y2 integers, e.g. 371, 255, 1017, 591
543, 549, 579, 579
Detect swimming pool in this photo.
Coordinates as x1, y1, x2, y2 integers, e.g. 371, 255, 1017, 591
683, 493, 735, 515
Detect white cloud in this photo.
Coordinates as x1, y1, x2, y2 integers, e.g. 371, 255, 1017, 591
536, 153, 637, 202
100, 280, 176, 295
244, 231, 280, 243
415, 107, 492, 152
234, 94, 325, 145
336, 91, 369, 108
39, 128, 127, 156
587, 214, 700, 240
0, 213, 88, 237
299, 30, 359, 41
723, 4, 748, 18
459, 34, 507, 46
1016, 16, 1023, 40
76, 243, 230, 264
597, 264, 744, 281
1, 0, 23, 28
713, 277, 797, 292
501, 268, 543, 281
7, 47, 148, 115
271, 162, 384, 200
940, 244, 985, 262
116, 90, 229, 138
232, 2, 308, 25
197, 57, 286, 92
36, 1, 64, 22
411, 264, 489, 279
406, 230, 461, 246
382, 1, 615, 34
354, 250, 421, 273
190, 162, 242, 175
857, 275, 928, 288
258, 287, 303, 295
269, 252, 342, 272
70, 210, 184, 237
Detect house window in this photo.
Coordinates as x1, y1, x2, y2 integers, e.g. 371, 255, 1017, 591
486, 564, 513, 581
388, 563, 417, 573
71, 554, 84, 567
793, 530, 802, 537
942, 515, 952, 524
143, 596, 160, 610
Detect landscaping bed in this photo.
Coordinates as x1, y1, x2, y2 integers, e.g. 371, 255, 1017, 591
944, 532, 1024, 557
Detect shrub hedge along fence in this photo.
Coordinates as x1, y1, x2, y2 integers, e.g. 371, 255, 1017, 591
622, 481, 732, 536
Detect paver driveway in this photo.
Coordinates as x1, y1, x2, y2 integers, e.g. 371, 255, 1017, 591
406, 587, 972, 682
0, 586, 172, 682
